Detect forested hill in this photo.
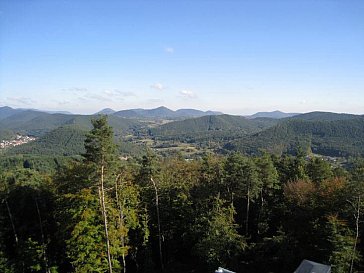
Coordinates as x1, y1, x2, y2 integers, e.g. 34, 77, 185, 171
226, 117, 364, 157
113, 106, 222, 119
64, 114, 143, 136
150, 112, 363, 136
3, 116, 364, 273
150, 114, 278, 137
248, 110, 299, 119
2, 107, 364, 159
289, 111, 362, 121
5, 125, 144, 157
0, 109, 143, 137
0, 110, 68, 135
0, 106, 26, 120
5, 125, 88, 156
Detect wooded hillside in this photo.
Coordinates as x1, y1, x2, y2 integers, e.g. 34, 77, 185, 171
1, 117, 364, 273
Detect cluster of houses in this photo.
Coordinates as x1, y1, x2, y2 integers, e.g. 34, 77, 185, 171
0, 134, 36, 149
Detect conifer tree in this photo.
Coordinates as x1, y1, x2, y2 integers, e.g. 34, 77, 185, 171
84, 116, 117, 273
194, 197, 246, 272
224, 154, 261, 235
328, 215, 358, 273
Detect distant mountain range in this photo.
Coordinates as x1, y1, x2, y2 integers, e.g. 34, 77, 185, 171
0, 106, 143, 137
247, 110, 300, 119
286, 111, 360, 121
0, 106, 25, 120
96, 106, 223, 119
3, 105, 364, 158
43, 110, 73, 115
0, 106, 74, 117
0, 106, 145, 157
149, 110, 364, 157
96, 108, 116, 115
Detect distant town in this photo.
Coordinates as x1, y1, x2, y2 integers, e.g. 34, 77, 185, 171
0, 134, 36, 149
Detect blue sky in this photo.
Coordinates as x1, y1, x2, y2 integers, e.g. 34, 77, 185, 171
0, 0, 363, 114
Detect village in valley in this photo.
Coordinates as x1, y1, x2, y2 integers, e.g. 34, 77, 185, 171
0, 134, 36, 149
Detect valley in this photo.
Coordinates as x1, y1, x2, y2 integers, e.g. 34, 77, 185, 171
2, 2, 362, 272
1, 111, 362, 273
2, 106, 364, 163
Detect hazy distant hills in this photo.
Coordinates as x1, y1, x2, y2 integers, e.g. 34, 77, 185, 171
0, 106, 26, 120
0, 106, 73, 120
0, 106, 298, 124
175, 108, 222, 117
96, 108, 116, 115
44, 110, 73, 115
0, 106, 145, 157
0, 106, 143, 137
3, 105, 364, 158
288, 111, 361, 121
112, 106, 222, 119
247, 110, 300, 119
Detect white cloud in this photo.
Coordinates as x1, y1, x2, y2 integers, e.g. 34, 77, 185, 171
180, 90, 196, 99
75, 89, 135, 103
150, 83, 165, 91
61, 87, 88, 93
147, 98, 164, 104
119, 91, 136, 97
165, 47, 174, 54
57, 100, 71, 106
84, 93, 113, 102
6, 97, 36, 106
300, 99, 307, 104
103, 89, 136, 97
77, 97, 88, 102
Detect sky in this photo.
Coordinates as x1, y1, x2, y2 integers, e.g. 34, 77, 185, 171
0, 0, 364, 115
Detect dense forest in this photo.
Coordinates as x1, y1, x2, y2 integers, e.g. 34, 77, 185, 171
4, 125, 144, 159
227, 118, 364, 157
1, 116, 364, 273
3, 106, 364, 159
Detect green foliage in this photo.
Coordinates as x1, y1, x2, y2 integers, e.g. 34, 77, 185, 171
223, 153, 261, 202
0, 129, 15, 141
307, 157, 333, 184
18, 238, 44, 272
84, 116, 117, 167
328, 216, 357, 273
6, 126, 87, 156
194, 197, 246, 271
65, 189, 107, 273
4, 114, 364, 273
0, 169, 57, 272
256, 153, 280, 193
0, 110, 143, 137
0, 251, 13, 273
227, 117, 364, 157
149, 115, 278, 153
291, 111, 360, 121
151, 114, 277, 136
56, 116, 149, 273
255, 154, 280, 235
223, 153, 262, 235
0, 154, 76, 173
137, 150, 159, 186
